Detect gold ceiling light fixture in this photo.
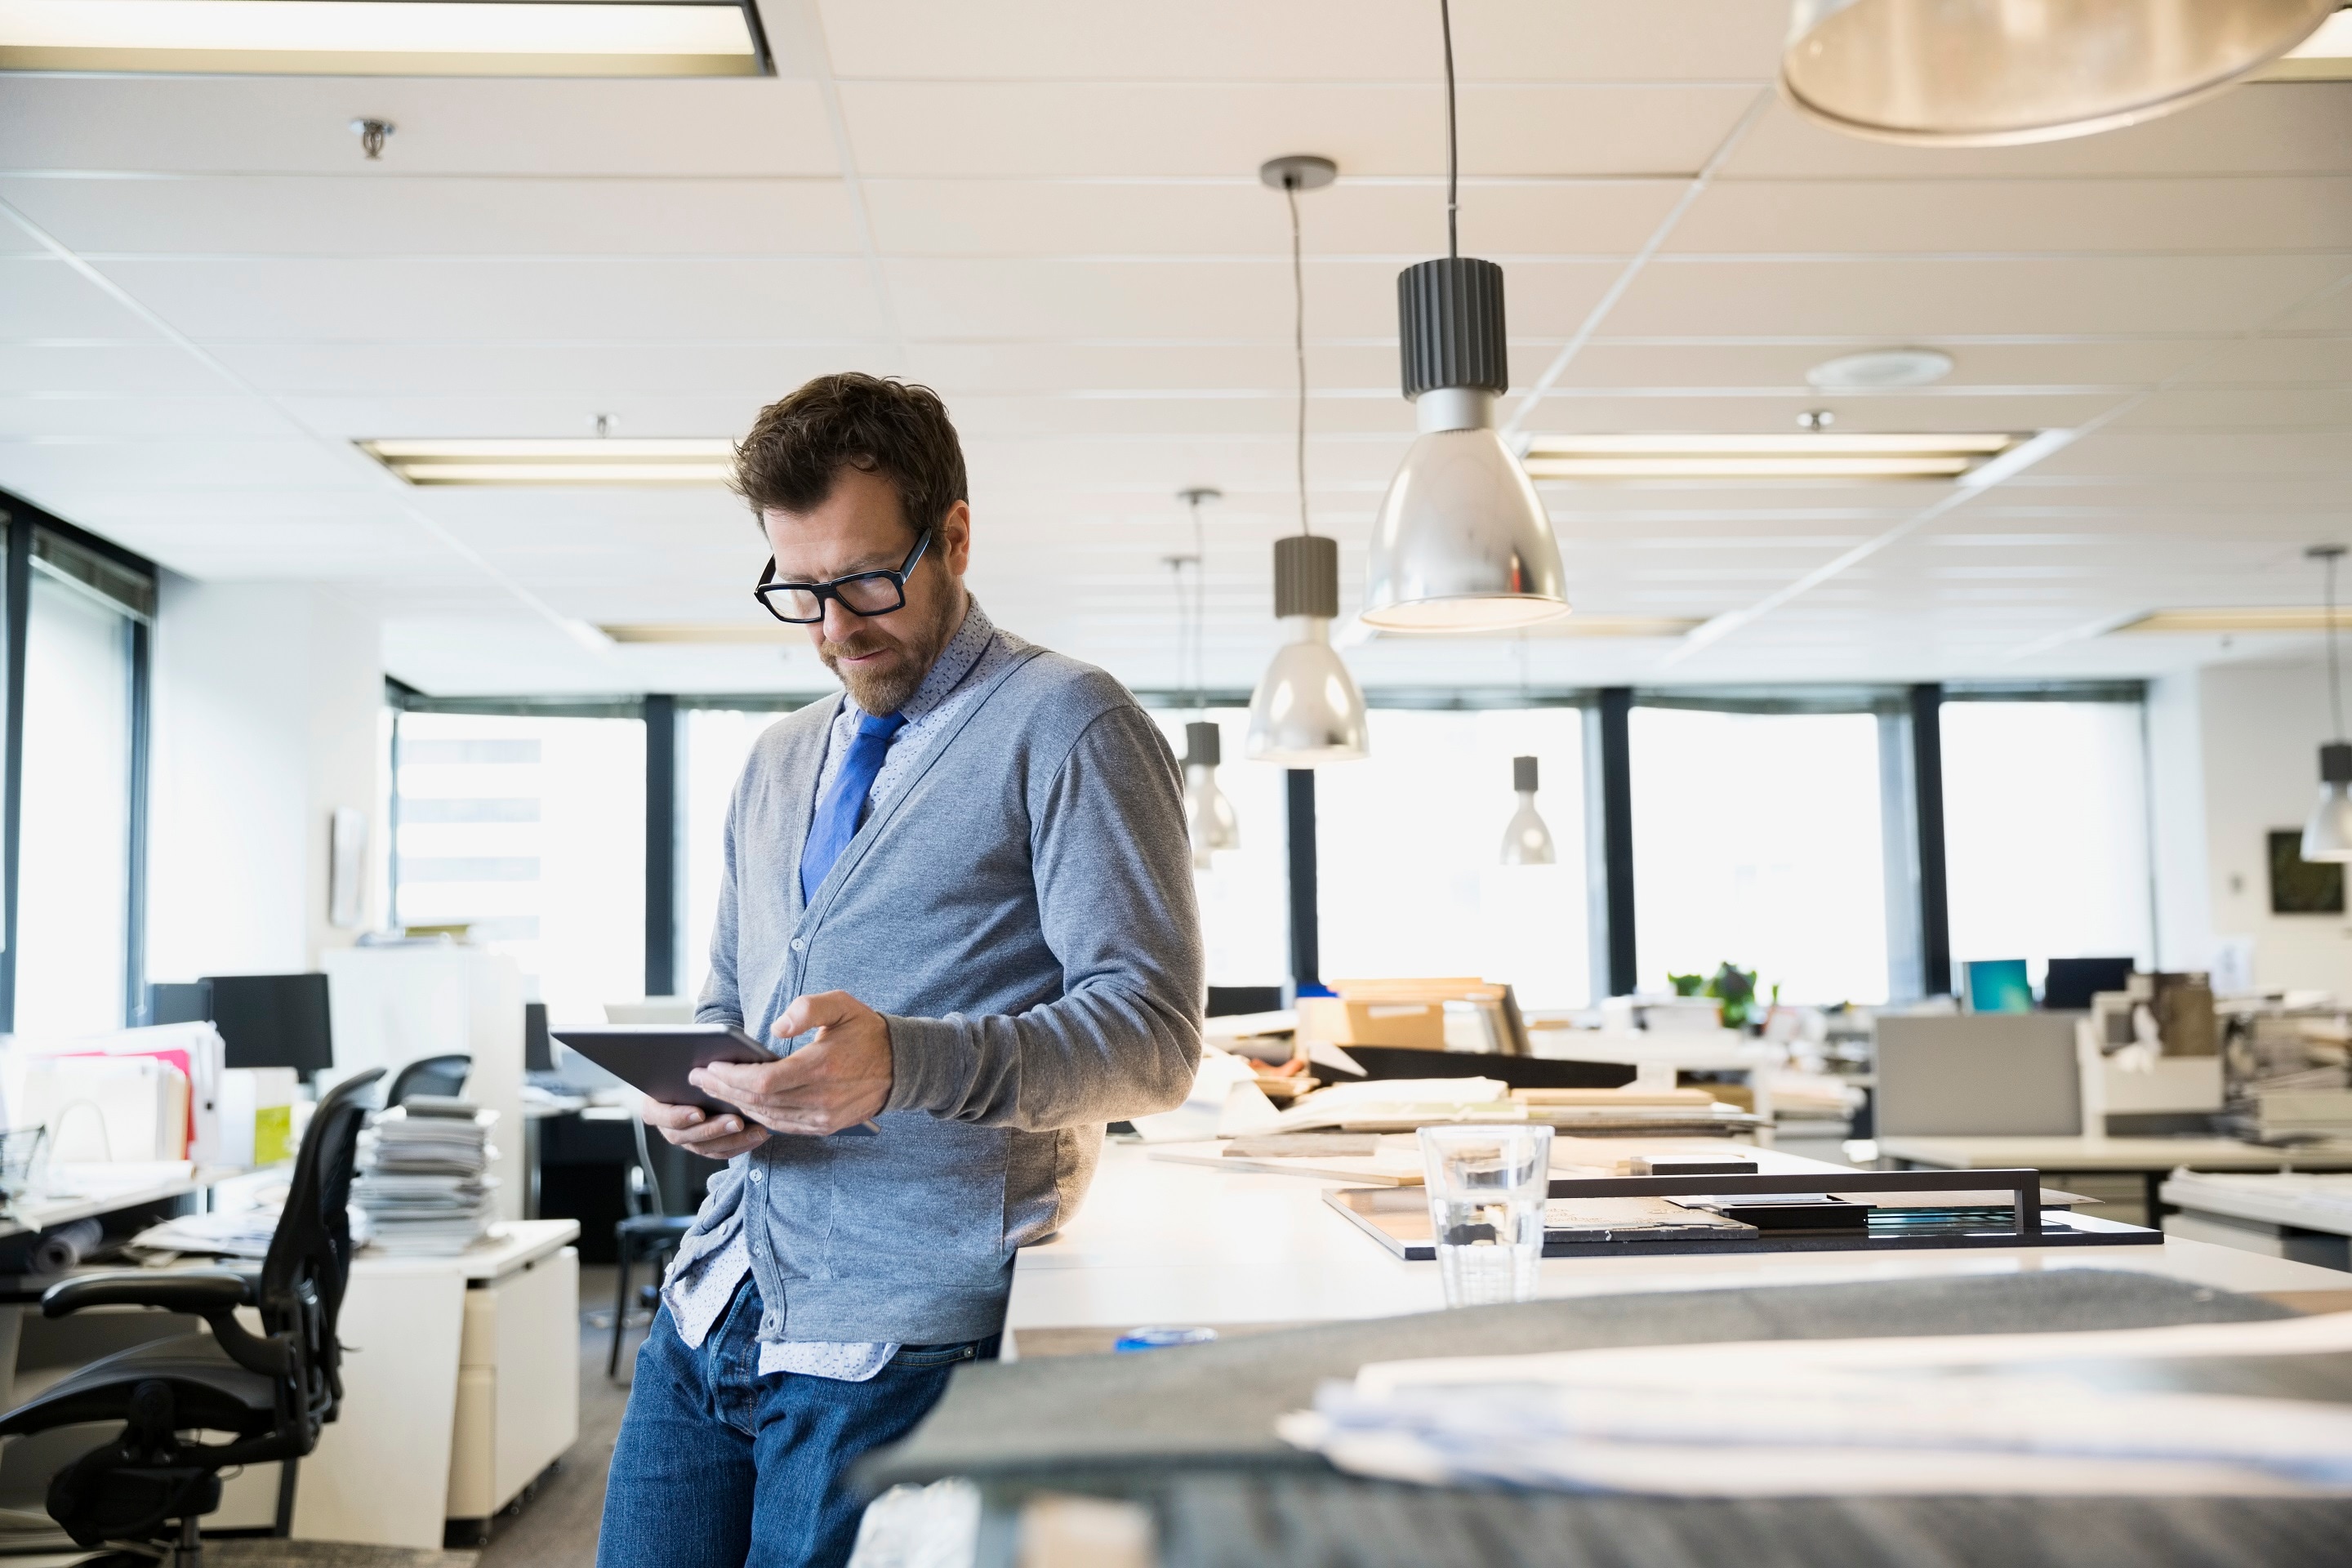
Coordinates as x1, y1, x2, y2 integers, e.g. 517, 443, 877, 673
0, 0, 773, 77
1780, 0, 2340, 146
360, 438, 734, 488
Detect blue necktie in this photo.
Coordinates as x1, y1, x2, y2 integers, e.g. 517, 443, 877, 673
800, 709, 909, 904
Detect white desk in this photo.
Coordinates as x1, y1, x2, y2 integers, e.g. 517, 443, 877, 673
294, 1219, 580, 1548
1006, 1141, 2352, 1352
2159, 1172, 2352, 1274
0, 1164, 243, 1239
1881, 1134, 2352, 1226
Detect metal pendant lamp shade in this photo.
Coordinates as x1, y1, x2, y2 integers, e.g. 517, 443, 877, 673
2301, 745, 2352, 862
1363, 259, 1569, 631
1246, 534, 1369, 766
1182, 721, 1241, 866
1499, 755, 1557, 866
1782, 0, 2339, 147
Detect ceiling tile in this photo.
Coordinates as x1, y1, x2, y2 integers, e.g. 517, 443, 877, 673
1727, 83, 2352, 179
838, 82, 1756, 178
1604, 255, 2351, 339
1670, 176, 2352, 255
0, 176, 862, 256
0, 257, 165, 341
860, 177, 1678, 257
882, 256, 1616, 340
817, 0, 1781, 82
95, 256, 889, 343
0, 77, 840, 176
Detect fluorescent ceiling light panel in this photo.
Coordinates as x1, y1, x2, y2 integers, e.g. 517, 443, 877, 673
600, 623, 792, 644
1368, 615, 1704, 640
2265, 8, 2352, 78
1520, 431, 2022, 484
0, 0, 768, 77
362, 438, 734, 487
2114, 607, 2352, 635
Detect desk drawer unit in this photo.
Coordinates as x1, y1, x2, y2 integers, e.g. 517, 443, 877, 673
448, 1246, 580, 1521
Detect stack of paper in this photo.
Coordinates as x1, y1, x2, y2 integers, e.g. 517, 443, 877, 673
2238, 1088, 2352, 1142
1279, 1313, 2352, 1497
353, 1102, 498, 1255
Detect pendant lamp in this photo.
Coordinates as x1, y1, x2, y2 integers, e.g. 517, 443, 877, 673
1172, 488, 1240, 865
1499, 755, 1556, 866
1245, 155, 1368, 767
2301, 544, 2352, 862
1360, 0, 1567, 632
1782, 0, 2337, 148
1183, 721, 1241, 867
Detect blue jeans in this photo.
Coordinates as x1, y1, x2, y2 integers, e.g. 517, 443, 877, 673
598, 1280, 994, 1568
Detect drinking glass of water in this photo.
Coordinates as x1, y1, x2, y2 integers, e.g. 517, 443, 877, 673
1418, 1123, 1553, 1307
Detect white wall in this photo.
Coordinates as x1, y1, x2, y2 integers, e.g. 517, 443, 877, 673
2160, 660, 2352, 995
147, 580, 384, 980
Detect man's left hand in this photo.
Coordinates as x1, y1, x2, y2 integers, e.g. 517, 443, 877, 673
688, 991, 894, 1136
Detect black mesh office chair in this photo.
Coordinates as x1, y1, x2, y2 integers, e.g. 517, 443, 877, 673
607, 1115, 697, 1379
383, 1054, 471, 1107
0, 1067, 384, 1567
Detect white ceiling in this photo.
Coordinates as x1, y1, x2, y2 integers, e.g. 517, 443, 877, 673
1, 0, 2348, 697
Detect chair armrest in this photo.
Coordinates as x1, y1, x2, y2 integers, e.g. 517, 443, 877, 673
42, 1269, 256, 1319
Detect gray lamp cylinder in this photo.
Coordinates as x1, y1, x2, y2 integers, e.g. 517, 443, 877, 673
1246, 534, 1368, 766
1362, 259, 1569, 631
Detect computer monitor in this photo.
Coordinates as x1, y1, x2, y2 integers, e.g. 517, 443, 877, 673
2042, 956, 2136, 1012
1962, 958, 2034, 1014
524, 1001, 555, 1072
145, 980, 212, 1027
202, 973, 334, 1080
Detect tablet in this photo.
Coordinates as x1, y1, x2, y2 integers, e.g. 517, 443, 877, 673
550, 1024, 778, 1116
553, 1023, 880, 1137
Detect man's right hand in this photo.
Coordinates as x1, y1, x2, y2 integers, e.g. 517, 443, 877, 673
642, 1098, 770, 1160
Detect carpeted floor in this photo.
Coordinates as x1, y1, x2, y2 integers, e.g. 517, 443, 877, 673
205, 1544, 481, 1566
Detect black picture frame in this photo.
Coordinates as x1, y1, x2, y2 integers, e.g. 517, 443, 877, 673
2269, 830, 2345, 915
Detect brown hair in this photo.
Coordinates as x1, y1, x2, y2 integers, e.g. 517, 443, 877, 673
732, 373, 968, 539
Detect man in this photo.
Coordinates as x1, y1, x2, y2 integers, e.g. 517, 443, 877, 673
597, 373, 1203, 1568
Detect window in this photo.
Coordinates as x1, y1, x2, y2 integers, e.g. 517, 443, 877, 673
1316, 708, 1590, 1009
12, 562, 139, 1034
679, 705, 799, 1005
1153, 706, 1591, 1009
392, 711, 645, 1026
1941, 698, 2154, 982
1148, 708, 1290, 991
1631, 705, 1890, 1005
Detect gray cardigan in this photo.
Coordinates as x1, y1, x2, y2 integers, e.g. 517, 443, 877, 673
683, 640, 1204, 1345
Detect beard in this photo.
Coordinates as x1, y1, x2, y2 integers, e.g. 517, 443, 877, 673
817, 586, 959, 715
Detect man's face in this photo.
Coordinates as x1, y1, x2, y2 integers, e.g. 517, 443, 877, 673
762, 466, 971, 715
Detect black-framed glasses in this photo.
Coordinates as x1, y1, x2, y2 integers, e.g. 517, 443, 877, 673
754, 532, 932, 625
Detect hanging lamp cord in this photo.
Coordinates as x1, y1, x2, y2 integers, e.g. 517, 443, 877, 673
1440, 0, 1459, 260
1285, 176, 1311, 538
2330, 549, 2345, 742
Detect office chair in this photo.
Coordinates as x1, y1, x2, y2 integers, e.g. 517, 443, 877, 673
0, 1068, 385, 1567
384, 1054, 471, 1107
607, 1116, 695, 1379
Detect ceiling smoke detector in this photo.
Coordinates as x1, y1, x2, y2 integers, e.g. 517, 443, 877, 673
1806, 348, 1955, 390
